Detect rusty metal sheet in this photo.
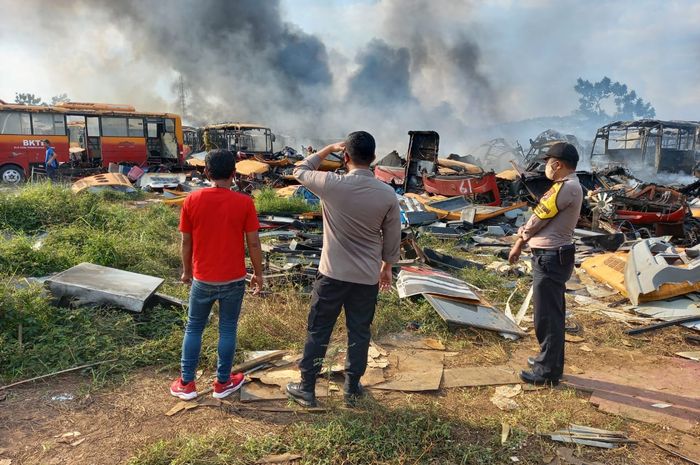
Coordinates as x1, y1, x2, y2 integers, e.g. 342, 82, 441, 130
424, 294, 526, 336
236, 159, 270, 176
71, 172, 135, 194
563, 357, 700, 432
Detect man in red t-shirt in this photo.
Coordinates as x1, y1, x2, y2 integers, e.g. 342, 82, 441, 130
170, 149, 263, 400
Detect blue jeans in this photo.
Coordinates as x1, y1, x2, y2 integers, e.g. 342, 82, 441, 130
181, 279, 245, 383
46, 165, 57, 181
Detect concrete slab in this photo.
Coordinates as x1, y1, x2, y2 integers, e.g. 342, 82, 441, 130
45, 263, 164, 312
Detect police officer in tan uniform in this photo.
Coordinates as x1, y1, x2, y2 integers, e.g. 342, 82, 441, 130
509, 142, 583, 386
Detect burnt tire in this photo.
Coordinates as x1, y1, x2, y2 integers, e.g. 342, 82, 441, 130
0, 165, 26, 184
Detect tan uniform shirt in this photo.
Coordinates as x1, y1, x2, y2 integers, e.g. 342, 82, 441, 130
518, 172, 583, 249
294, 154, 402, 285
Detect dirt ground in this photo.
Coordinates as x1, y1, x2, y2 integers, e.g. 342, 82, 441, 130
1, 322, 698, 465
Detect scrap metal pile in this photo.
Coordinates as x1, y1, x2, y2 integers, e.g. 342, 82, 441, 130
69, 123, 700, 339
57, 123, 700, 443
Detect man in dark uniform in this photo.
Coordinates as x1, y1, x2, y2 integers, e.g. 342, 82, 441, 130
509, 142, 583, 386
286, 132, 401, 408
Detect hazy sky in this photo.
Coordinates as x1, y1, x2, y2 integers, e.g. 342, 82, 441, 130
278, 0, 700, 121
0, 0, 698, 147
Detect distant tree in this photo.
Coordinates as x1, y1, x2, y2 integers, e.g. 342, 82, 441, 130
574, 77, 655, 121
50, 93, 70, 105
14, 93, 44, 106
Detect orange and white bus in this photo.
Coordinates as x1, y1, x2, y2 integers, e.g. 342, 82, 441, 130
0, 100, 185, 183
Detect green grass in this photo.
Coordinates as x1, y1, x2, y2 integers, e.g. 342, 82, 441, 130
0, 184, 523, 390
0, 279, 185, 384
373, 289, 451, 338
129, 403, 529, 465
253, 187, 319, 215
416, 234, 464, 256
0, 183, 179, 277
0, 184, 204, 384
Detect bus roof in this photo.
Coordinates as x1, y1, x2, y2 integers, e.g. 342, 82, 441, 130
204, 122, 271, 131
0, 101, 181, 119
597, 119, 700, 131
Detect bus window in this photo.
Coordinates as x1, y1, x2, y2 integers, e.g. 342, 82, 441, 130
128, 118, 144, 137
0, 111, 31, 134
32, 113, 66, 135
102, 117, 128, 137
165, 118, 175, 133
147, 122, 158, 138
66, 115, 86, 146
86, 117, 100, 136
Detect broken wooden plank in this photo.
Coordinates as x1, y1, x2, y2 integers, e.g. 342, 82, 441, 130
255, 453, 302, 464
675, 351, 700, 361
233, 350, 287, 373
165, 401, 198, 416
647, 439, 700, 465
442, 366, 520, 388
377, 332, 445, 350
563, 357, 700, 432
240, 381, 333, 402
554, 447, 606, 465
373, 349, 444, 392
0, 359, 117, 391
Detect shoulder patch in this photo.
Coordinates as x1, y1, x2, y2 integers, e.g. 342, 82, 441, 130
533, 182, 563, 220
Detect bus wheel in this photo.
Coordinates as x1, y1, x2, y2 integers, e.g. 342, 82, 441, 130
0, 165, 26, 184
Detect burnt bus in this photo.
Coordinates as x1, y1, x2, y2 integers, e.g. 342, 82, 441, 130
590, 120, 700, 174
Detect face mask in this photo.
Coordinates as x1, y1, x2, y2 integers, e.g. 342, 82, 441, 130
545, 161, 557, 180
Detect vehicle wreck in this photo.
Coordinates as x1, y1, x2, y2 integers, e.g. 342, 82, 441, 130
374, 131, 501, 204
591, 120, 700, 175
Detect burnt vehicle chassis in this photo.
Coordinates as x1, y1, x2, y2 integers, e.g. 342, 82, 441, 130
513, 165, 693, 242
590, 120, 700, 174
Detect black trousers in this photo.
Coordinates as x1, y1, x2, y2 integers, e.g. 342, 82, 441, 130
531, 246, 575, 379
299, 273, 379, 389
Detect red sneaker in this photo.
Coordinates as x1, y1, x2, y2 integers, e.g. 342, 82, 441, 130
213, 373, 245, 399
170, 377, 197, 400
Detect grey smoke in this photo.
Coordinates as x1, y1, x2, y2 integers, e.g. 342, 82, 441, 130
91, 0, 334, 120
14, 0, 504, 154
347, 39, 414, 105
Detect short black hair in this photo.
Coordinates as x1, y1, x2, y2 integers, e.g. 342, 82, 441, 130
205, 149, 236, 180
561, 158, 578, 170
43, 139, 51, 144
345, 131, 375, 165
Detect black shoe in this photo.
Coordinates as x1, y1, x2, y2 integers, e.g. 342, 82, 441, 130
519, 370, 559, 387
527, 356, 535, 367
344, 383, 366, 408
286, 382, 317, 408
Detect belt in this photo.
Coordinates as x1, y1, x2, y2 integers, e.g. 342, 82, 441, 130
531, 245, 574, 256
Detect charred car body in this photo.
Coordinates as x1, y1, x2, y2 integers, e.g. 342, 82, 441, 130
375, 131, 501, 205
